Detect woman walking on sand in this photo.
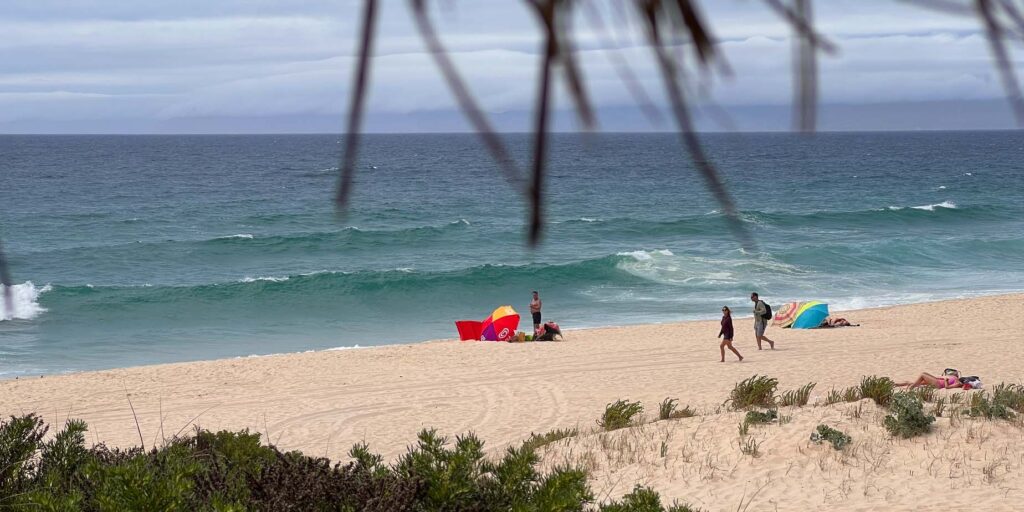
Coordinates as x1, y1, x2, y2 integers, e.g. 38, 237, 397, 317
718, 306, 743, 362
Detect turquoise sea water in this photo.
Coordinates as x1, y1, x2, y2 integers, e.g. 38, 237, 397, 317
2, 132, 1023, 377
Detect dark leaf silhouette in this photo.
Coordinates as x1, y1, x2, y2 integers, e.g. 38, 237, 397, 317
335, 0, 379, 211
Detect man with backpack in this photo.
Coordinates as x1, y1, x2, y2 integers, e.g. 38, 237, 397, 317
751, 292, 776, 350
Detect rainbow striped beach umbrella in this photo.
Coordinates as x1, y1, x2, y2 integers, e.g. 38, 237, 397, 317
772, 301, 802, 328
480, 305, 520, 341
791, 301, 830, 329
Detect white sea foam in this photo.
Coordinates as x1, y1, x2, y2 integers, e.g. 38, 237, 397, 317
219, 234, 254, 240
614, 249, 807, 288
553, 217, 601, 224
884, 201, 957, 212
240, 276, 290, 283
238, 344, 364, 359
0, 282, 50, 321
451, 219, 471, 226
618, 249, 674, 261
325, 345, 363, 351
911, 201, 957, 211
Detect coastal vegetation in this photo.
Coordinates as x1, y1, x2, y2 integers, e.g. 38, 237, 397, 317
5, 375, 1024, 509
0, 414, 692, 511
883, 392, 935, 438
777, 382, 816, 407
858, 376, 896, 407
657, 398, 696, 421
726, 375, 778, 410
810, 424, 851, 450
598, 400, 645, 431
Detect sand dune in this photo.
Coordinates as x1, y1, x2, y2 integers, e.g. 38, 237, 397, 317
1, 294, 1022, 510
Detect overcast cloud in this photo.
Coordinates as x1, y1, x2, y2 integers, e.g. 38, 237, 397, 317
1, 0, 1021, 132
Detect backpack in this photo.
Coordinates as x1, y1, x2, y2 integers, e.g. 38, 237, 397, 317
760, 302, 772, 320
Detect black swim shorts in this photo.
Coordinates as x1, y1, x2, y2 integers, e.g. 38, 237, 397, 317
532, 311, 542, 325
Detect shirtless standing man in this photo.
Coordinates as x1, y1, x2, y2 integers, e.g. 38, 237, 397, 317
530, 291, 542, 333
751, 292, 776, 350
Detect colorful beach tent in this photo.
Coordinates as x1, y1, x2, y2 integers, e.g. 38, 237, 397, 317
772, 302, 802, 328
791, 301, 830, 329
480, 305, 520, 341
455, 320, 483, 341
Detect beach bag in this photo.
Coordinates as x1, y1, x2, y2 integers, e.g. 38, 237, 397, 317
761, 302, 772, 321
960, 376, 982, 390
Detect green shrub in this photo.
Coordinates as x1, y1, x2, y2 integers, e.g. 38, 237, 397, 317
743, 409, 778, 426
966, 391, 1015, 420
522, 428, 578, 453
991, 383, 1024, 413
88, 443, 201, 511
599, 400, 644, 431
810, 425, 852, 450
599, 485, 703, 511
0, 413, 48, 497
778, 383, 816, 407
859, 376, 895, 407
883, 392, 935, 438
727, 375, 778, 410
1, 415, 634, 510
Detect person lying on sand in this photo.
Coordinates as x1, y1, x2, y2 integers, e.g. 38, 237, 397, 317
819, 316, 858, 328
895, 368, 963, 390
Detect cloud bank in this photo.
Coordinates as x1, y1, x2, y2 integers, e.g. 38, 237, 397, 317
0, 0, 1021, 132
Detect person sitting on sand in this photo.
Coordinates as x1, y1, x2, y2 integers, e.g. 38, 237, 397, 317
718, 307, 743, 362
895, 368, 963, 390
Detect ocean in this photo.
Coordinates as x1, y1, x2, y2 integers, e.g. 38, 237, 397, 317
2, 132, 1023, 377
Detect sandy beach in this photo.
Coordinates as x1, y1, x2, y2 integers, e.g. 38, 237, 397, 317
2, 294, 1022, 510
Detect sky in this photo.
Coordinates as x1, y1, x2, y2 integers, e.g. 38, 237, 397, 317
1, 0, 1022, 133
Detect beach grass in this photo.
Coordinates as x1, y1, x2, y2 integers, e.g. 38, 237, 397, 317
599, 400, 644, 432
859, 376, 896, 407
778, 382, 816, 407
726, 375, 778, 410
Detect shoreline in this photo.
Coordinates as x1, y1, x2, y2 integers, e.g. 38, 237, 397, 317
6, 290, 1020, 381
0, 292, 1018, 424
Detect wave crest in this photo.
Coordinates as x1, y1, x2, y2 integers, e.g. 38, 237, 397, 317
885, 201, 958, 212
0, 282, 50, 321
